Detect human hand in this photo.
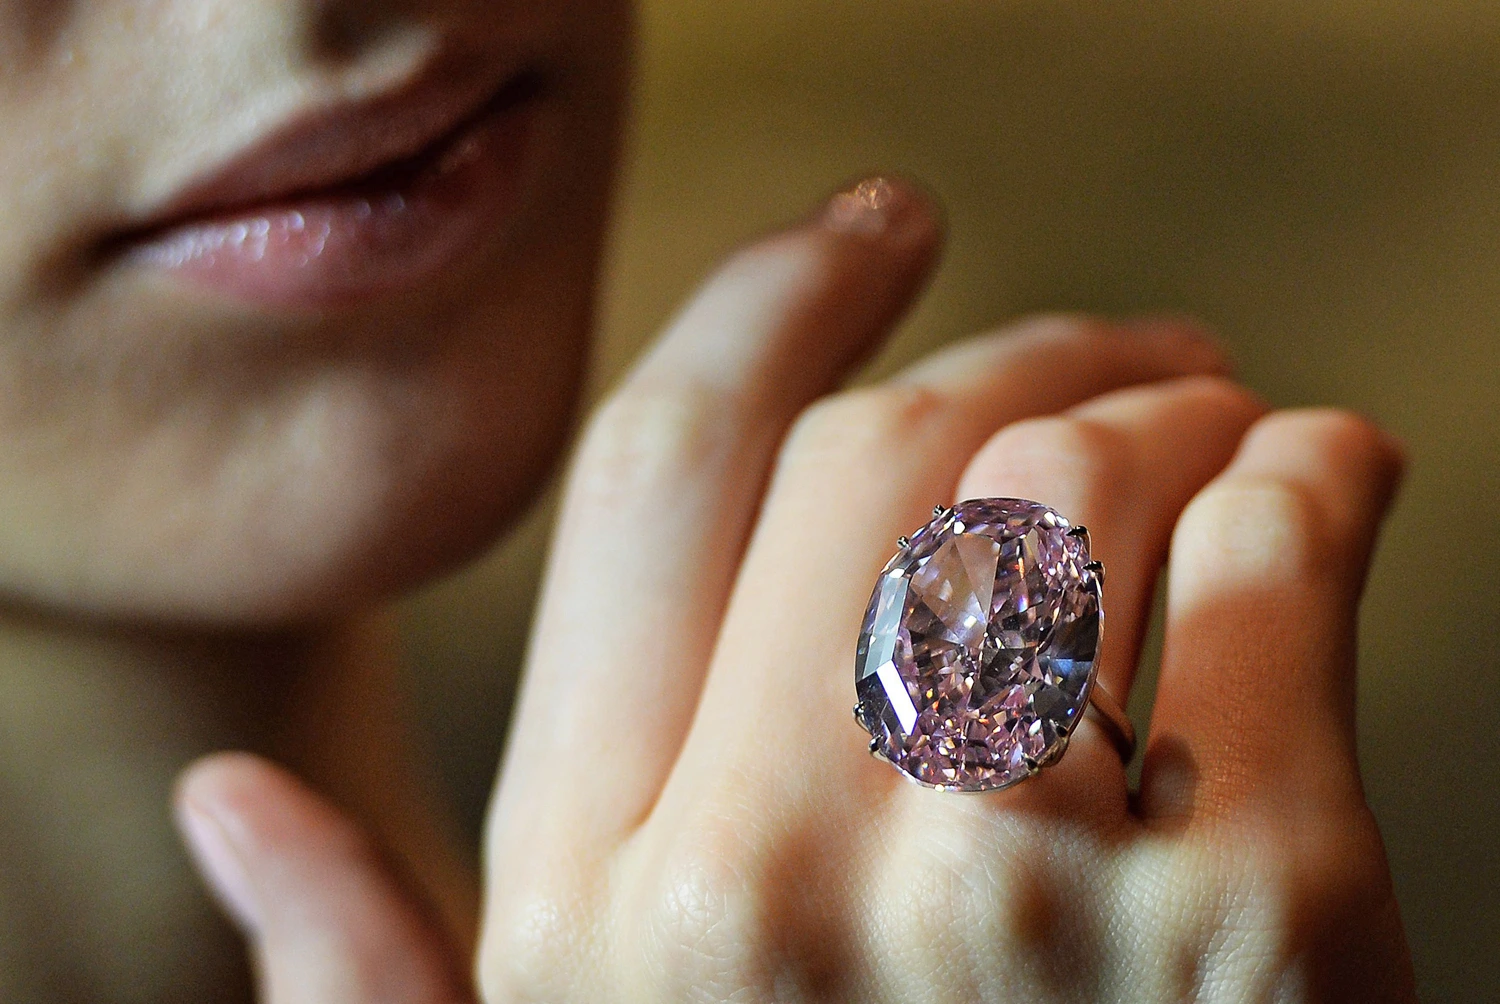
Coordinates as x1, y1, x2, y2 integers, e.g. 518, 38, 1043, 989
177, 178, 1417, 1002
478, 179, 1417, 1001
175, 754, 477, 1004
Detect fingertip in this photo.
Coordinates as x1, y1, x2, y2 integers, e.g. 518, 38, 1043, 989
1241, 408, 1409, 519
174, 753, 276, 933
1318, 408, 1410, 495
1119, 314, 1236, 377
173, 752, 362, 926
1177, 373, 1272, 422
175, 750, 274, 807
636, 175, 945, 405
175, 751, 321, 854
175, 753, 475, 1003
818, 174, 945, 251
1378, 425, 1411, 472
1069, 373, 1269, 429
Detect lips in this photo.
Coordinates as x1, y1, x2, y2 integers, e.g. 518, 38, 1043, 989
119, 69, 544, 310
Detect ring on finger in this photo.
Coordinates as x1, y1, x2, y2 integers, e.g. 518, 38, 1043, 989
853, 498, 1134, 793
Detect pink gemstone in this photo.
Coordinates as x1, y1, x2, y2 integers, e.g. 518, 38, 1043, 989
855, 499, 1102, 792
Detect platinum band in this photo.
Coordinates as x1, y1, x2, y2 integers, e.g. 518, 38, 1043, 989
1084, 680, 1136, 764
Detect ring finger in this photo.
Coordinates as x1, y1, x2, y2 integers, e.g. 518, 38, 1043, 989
951, 375, 1267, 812
653, 333, 1243, 838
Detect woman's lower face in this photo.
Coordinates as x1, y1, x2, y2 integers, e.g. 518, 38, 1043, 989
0, 0, 631, 623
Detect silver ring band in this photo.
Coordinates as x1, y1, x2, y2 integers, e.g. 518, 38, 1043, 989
1085, 680, 1136, 764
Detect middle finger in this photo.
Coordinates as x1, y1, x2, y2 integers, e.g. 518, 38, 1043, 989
648, 317, 1230, 835
950, 375, 1266, 810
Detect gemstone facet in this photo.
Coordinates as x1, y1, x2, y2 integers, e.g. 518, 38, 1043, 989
854, 499, 1102, 792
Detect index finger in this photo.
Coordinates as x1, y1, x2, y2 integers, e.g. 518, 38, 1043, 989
490, 179, 943, 858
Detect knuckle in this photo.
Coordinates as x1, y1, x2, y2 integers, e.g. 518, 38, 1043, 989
1174, 407, 1404, 594
879, 813, 1114, 998
866, 822, 987, 982
780, 382, 950, 470
1249, 409, 1405, 507
575, 383, 729, 494
1174, 373, 1266, 416
1121, 817, 1402, 996
486, 894, 585, 996
1298, 807, 1396, 898
1122, 841, 1291, 994
974, 413, 1132, 499
480, 882, 593, 1002
479, 837, 609, 1002
999, 311, 1113, 351
1176, 475, 1337, 584
1271, 408, 1391, 462
644, 829, 758, 995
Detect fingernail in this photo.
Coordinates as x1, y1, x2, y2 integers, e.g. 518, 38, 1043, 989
176, 797, 260, 930
820, 176, 926, 239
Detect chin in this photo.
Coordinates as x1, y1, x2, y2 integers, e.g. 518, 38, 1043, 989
0, 2, 629, 628
0, 275, 593, 627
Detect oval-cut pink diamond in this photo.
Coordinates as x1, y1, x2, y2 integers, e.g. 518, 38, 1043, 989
855, 499, 1102, 792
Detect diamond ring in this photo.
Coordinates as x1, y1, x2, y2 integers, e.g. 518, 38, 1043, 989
853, 499, 1136, 792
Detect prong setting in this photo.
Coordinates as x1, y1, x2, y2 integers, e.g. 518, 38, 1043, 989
855, 498, 1105, 792
1037, 735, 1070, 767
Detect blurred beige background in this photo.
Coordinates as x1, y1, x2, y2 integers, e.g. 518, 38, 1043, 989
401, 1, 1500, 998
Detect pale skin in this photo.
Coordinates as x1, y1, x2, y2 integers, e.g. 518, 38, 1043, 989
0, 2, 1416, 1002
0, 0, 625, 996
180, 185, 1416, 1001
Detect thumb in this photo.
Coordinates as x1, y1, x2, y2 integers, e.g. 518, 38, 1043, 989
174, 752, 474, 1004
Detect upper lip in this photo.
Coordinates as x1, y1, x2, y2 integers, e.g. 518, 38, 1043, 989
128, 54, 542, 234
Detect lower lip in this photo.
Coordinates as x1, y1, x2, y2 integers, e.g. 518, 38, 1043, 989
126, 99, 536, 310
